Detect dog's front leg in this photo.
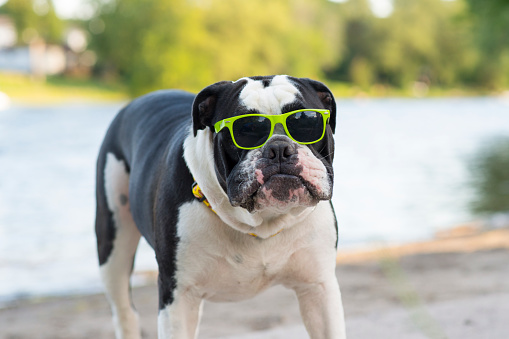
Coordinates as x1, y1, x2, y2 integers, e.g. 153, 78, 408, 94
158, 290, 203, 339
294, 278, 347, 339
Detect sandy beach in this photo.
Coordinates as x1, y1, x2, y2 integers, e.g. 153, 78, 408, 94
1, 229, 508, 339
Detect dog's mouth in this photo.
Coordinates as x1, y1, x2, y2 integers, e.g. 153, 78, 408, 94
236, 173, 320, 213
259, 174, 307, 200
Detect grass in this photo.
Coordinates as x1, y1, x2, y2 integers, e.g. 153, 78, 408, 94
328, 80, 496, 98
1, 72, 501, 105
0, 72, 128, 104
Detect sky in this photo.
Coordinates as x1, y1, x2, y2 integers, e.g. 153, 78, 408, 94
51, 0, 94, 19
0, 0, 93, 19
0, 0, 398, 19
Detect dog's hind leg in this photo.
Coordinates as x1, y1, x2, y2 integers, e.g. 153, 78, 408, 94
96, 152, 142, 339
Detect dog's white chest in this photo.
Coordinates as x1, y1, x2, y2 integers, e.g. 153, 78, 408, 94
199, 249, 287, 302
174, 203, 309, 302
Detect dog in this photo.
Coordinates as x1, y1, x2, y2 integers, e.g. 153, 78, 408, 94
95, 75, 346, 339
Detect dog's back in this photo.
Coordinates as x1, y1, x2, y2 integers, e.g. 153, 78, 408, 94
96, 90, 195, 250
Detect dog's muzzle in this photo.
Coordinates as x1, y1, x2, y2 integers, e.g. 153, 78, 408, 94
227, 136, 332, 213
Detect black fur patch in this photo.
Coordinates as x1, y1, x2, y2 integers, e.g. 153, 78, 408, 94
96, 90, 196, 309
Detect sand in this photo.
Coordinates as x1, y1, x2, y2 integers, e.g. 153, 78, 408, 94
1, 229, 508, 339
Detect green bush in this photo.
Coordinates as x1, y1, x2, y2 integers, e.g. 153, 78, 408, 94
470, 137, 509, 215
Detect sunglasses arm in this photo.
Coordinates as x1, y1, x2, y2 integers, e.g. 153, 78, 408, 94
214, 120, 229, 133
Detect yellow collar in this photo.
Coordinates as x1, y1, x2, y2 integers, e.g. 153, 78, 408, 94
192, 181, 216, 213
191, 180, 282, 239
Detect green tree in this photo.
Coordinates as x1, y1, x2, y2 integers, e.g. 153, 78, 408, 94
88, 0, 342, 96
374, 0, 475, 87
325, 0, 376, 84
349, 57, 373, 89
326, 0, 479, 90
470, 137, 509, 214
465, 0, 509, 88
0, 0, 63, 44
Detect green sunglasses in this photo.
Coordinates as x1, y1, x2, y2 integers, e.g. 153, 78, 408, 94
214, 109, 330, 150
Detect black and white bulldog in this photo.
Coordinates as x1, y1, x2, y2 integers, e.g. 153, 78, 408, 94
95, 75, 346, 339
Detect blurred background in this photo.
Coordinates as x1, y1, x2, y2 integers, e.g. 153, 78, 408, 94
1, 0, 509, 338
1, 0, 509, 97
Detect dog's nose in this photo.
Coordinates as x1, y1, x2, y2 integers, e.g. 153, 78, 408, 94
263, 138, 298, 162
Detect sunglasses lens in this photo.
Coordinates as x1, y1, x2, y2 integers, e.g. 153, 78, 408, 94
286, 111, 324, 143
232, 116, 271, 148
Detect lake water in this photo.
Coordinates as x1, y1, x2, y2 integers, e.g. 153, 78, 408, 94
1, 97, 509, 304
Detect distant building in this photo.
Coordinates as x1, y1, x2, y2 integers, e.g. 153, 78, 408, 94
0, 41, 67, 77
0, 15, 16, 48
0, 15, 91, 77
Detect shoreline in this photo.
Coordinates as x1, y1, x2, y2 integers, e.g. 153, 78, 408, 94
2, 71, 508, 107
2, 228, 507, 306
336, 227, 509, 264
1, 229, 508, 338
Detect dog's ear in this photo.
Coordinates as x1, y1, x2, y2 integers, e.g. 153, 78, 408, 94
297, 78, 337, 134
192, 81, 232, 137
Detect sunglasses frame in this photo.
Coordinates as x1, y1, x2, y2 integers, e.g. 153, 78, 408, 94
213, 109, 330, 150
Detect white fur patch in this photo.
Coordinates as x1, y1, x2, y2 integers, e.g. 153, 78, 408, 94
233, 148, 262, 196
239, 75, 299, 114
102, 153, 142, 339
184, 128, 262, 228
158, 297, 203, 339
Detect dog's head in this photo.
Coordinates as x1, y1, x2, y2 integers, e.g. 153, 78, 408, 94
192, 75, 336, 214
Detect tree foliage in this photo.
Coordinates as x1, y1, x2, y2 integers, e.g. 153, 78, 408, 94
89, 0, 342, 95
327, 0, 479, 88
2, 0, 509, 95
89, 0, 499, 95
0, 0, 63, 44
470, 137, 509, 214
464, 0, 509, 88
